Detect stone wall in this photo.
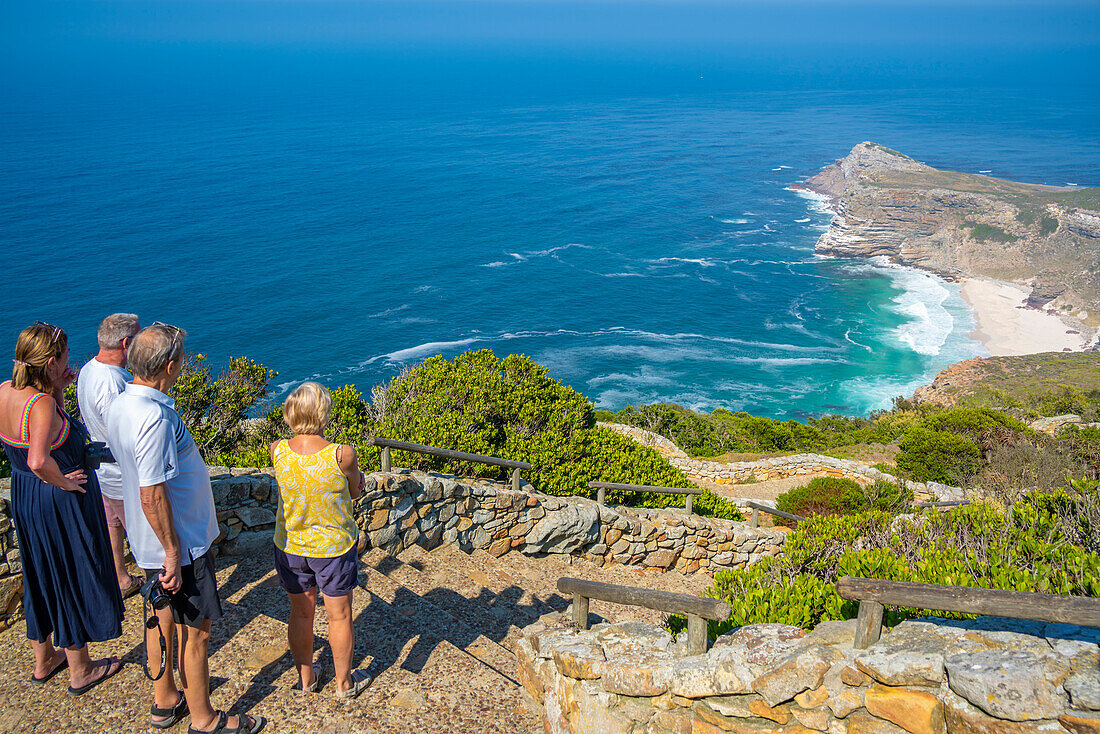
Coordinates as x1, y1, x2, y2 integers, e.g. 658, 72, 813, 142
600, 423, 964, 504
0, 488, 21, 633
0, 467, 785, 629
518, 612, 1100, 733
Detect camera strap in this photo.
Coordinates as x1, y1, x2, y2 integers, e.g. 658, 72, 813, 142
142, 594, 168, 682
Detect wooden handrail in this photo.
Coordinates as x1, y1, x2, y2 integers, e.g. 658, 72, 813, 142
369, 437, 531, 491
587, 481, 702, 512
836, 576, 1100, 649
913, 500, 970, 509
558, 577, 730, 655
746, 501, 804, 528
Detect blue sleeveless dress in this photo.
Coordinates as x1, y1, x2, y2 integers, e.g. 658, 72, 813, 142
0, 393, 123, 647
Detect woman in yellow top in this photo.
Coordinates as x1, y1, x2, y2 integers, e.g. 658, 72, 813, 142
271, 382, 371, 699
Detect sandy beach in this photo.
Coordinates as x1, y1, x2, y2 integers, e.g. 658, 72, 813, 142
959, 278, 1088, 356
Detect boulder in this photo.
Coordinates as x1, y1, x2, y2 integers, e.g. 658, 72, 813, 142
526, 500, 600, 554
945, 650, 1066, 721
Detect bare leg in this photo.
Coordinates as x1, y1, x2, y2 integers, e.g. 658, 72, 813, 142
288, 589, 318, 689
322, 592, 354, 693
148, 605, 181, 723
183, 620, 250, 732
30, 638, 64, 680
107, 524, 131, 589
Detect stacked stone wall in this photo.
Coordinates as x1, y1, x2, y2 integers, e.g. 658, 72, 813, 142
0, 467, 785, 629
600, 423, 964, 504
519, 613, 1100, 733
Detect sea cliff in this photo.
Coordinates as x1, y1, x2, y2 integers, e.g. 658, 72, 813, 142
792, 142, 1100, 348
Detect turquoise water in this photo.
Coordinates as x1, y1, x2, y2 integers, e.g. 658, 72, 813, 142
2, 4, 1099, 418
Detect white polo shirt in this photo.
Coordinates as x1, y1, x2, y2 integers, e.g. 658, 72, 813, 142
77, 358, 131, 500
106, 383, 219, 569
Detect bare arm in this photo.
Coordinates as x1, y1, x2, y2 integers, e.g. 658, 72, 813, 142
140, 482, 182, 592
25, 396, 86, 493
337, 444, 365, 500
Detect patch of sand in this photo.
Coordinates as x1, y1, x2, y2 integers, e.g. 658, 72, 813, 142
960, 278, 1086, 356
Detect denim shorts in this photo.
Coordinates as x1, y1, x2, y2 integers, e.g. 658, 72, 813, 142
273, 544, 358, 597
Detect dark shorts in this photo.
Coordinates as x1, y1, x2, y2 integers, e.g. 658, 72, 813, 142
273, 544, 358, 597
142, 549, 223, 627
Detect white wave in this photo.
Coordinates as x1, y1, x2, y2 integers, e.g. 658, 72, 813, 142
414, 285, 435, 293
368, 304, 410, 318
730, 356, 841, 366
795, 217, 811, 223
508, 252, 527, 261
771, 167, 783, 171
843, 328, 874, 352
719, 218, 750, 224
788, 186, 835, 217
366, 338, 479, 365
652, 257, 718, 267
481, 261, 510, 268
979, 170, 992, 174
864, 258, 955, 356
1067, 183, 1079, 187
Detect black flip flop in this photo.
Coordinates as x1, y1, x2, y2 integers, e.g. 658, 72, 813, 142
67, 657, 123, 696
188, 711, 267, 734
151, 690, 188, 730
29, 657, 68, 684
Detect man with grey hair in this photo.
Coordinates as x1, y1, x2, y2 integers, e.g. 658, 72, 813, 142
108, 324, 265, 733
78, 312, 141, 597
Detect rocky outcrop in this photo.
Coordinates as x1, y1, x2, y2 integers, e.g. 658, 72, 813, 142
792, 142, 1100, 328
520, 614, 1100, 733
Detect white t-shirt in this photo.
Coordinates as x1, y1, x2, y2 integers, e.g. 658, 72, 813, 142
106, 383, 219, 569
77, 358, 131, 500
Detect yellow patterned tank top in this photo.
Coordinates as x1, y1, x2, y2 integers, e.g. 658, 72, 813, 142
272, 440, 357, 558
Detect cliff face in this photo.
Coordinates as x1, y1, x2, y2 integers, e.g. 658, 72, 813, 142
792, 142, 1100, 323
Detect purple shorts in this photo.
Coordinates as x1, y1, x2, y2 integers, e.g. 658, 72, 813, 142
273, 544, 358, 597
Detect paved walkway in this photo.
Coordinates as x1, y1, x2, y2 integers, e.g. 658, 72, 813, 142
0, 542, 711, 733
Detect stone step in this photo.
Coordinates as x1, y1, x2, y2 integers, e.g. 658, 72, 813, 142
359, 549, 519, 680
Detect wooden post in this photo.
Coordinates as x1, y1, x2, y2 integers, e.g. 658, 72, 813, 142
511, 468, 521, 492
687, 614, 707, 655
685, 494, 693, 514
381, 446, 391, 472
573, 594, 590, 630
597, 486, 606, 505
854, 600, 884, 649
751, 506, 760, 528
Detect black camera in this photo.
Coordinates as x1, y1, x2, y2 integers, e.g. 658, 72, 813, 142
85, 441, 115, 471
140, 570, 172, 611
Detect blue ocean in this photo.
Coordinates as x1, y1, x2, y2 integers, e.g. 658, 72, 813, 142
3, 2, 1099, 418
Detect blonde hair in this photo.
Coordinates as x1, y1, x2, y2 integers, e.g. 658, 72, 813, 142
283, 382, 332, 435
128, 323, 187, 380
12, 323, 68, 394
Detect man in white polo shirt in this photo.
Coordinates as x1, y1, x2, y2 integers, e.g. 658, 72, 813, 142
108, 324, 265, 734
77, 312, 141, 598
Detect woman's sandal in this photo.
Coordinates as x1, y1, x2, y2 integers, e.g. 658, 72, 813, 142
150, 690, 188, 730
187, 710, 266, 734
335, 669, 373, 700
29, 656, 68, 684
67, 657, 123, 696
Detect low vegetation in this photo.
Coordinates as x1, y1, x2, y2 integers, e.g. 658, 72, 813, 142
703, 479, 1100, 634
774, 476, 912, 524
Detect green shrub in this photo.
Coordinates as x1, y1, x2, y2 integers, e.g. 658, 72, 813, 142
775, 477, 868, 523
1039, 216, 1059, 235
896, 427, 981, 483
704, 494, 1100, 633
172, 355, 278, 457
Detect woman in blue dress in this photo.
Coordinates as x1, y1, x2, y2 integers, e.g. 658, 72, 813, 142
0, 323, 124, 695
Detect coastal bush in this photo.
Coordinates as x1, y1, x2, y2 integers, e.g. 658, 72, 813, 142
704, 492, 1100, 634
895, 427, 981, 483
774, 476, 912, 525
962, 221, 1018, 243
172, 355, 278, 458
1039, 216, 1059, 235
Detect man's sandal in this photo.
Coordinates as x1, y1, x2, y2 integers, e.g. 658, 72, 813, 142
120, 574, 143, 599
335, 669, 373, 700
293, 663, 323, 692
150, 690, 188, 730
187, 711, 266, 734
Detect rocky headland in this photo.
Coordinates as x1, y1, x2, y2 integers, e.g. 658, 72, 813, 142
792, 142, 1100, 347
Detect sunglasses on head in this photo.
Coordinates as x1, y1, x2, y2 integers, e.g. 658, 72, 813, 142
32, 321, 63, 344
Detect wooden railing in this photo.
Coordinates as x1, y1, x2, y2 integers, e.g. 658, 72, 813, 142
836, 576, 1100, 649
587, 481, 702, 512
746, 501, 804, 528
557, 577, 730, 655
369, 437, 532, 492
913, 500, 970, 510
